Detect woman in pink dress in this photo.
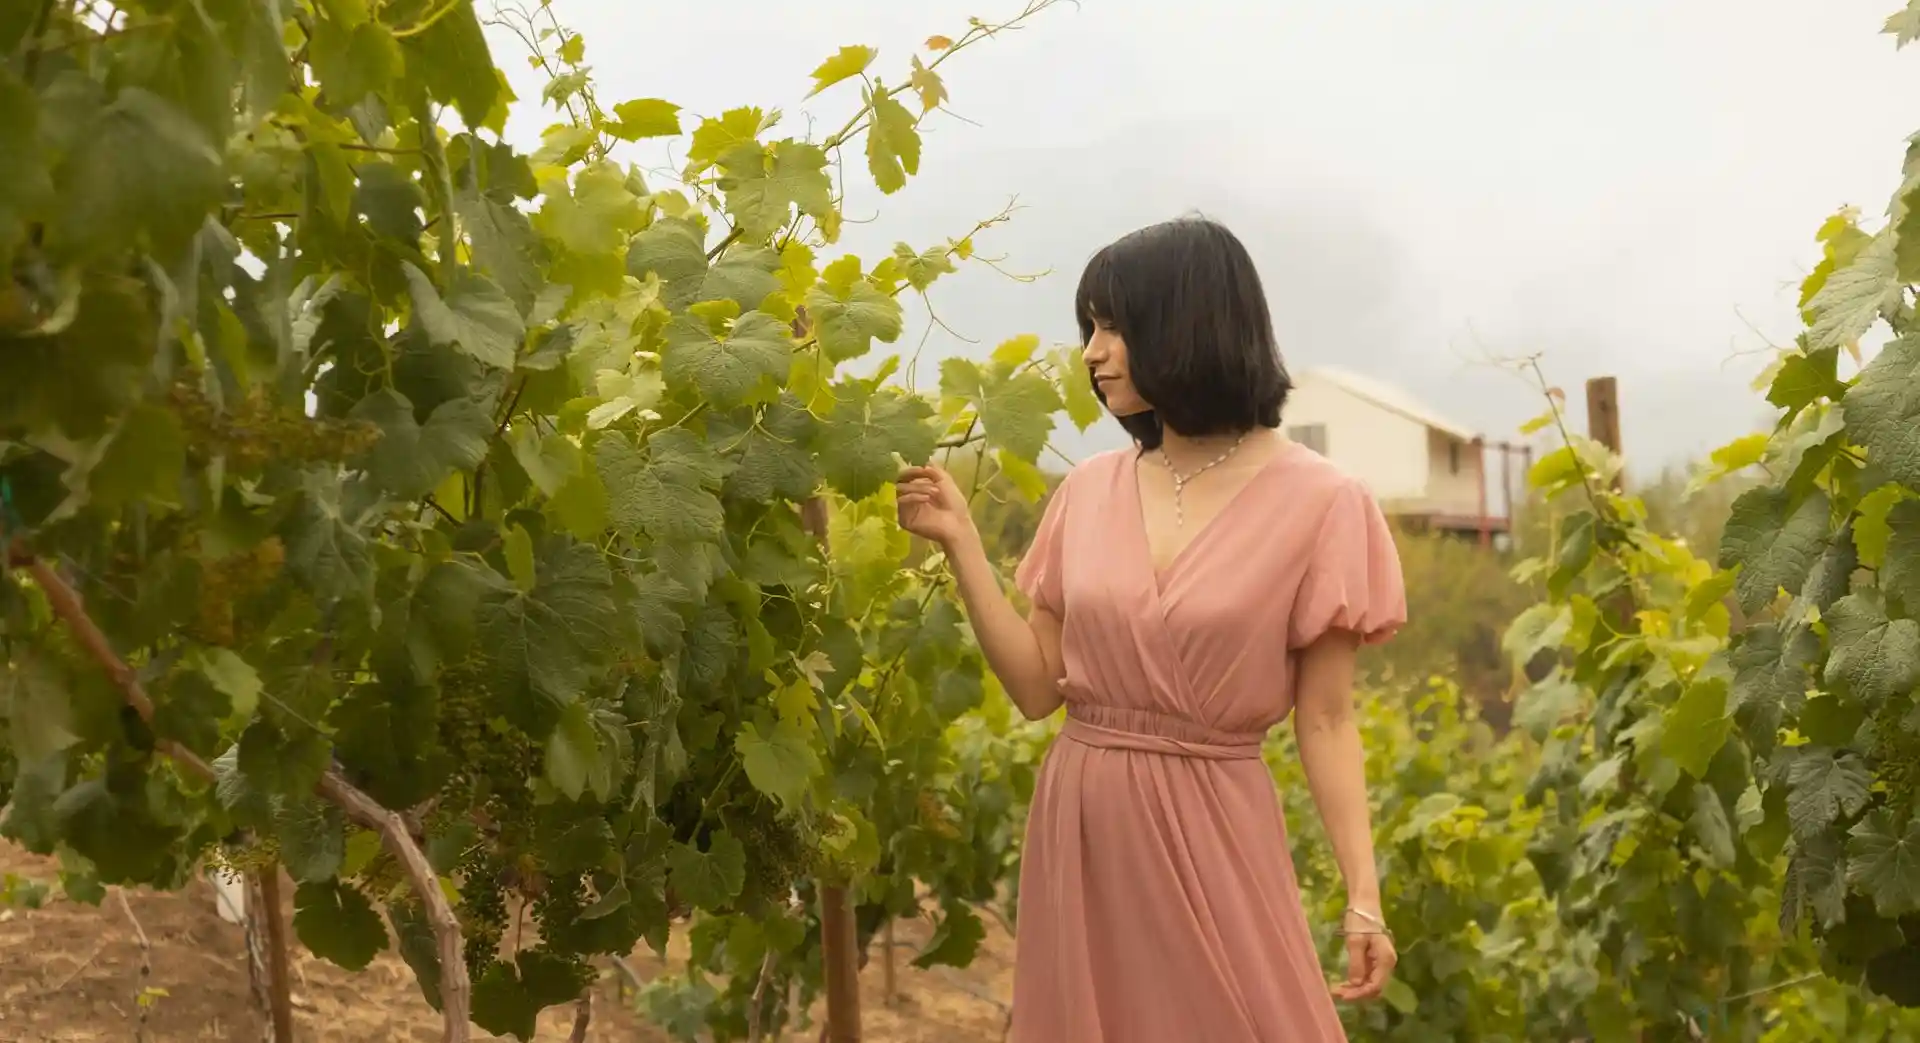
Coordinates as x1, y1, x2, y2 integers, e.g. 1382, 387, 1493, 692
897, 216, 1407, 1042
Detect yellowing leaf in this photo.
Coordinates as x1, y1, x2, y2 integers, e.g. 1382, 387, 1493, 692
865, 87, 921, 195
607, 98, 682, 141
688, 106, 765, 170
557, 33, 584, 64
807, 45, 877, 97
909, 56, 948, 112
925, 34, 954, 50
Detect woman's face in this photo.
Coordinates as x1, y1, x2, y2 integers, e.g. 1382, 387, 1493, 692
1084, 318, 1150, 417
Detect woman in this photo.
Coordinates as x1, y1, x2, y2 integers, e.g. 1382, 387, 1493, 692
896, 216, 1407, 1042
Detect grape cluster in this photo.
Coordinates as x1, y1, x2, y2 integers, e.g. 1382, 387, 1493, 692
1868, 705, 1920, 819
190, 536, 285, 646
434, 669, 535, 828
733, 808, 813, 915
455, 849, 511, 978
168, 382, 380, 472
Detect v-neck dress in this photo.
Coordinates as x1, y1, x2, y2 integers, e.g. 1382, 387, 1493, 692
1008, 441, 1407, 1043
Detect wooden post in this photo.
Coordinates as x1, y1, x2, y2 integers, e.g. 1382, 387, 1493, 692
1499, 441, 1515, 547
1474, 437, 1490, 549
1585, 377, 1623, 488
256, 869, 296, 1043
792, 296, 862, 1040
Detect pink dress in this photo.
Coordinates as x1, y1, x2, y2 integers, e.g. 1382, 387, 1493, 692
1009, 441, 1407, 1043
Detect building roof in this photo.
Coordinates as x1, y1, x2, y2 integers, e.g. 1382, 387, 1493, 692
1297, 366, 1480, 443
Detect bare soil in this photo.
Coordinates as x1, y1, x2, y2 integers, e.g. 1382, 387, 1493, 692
0, 843, 1016, 1043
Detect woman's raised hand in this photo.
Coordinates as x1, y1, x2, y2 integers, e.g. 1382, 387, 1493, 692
895, 466, 976, 549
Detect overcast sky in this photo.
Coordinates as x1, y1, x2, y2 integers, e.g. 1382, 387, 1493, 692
480, 0, 1920, 470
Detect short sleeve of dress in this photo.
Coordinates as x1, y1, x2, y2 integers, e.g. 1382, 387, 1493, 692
1287, 478, 1408, 649
1014, 472, 1073, 617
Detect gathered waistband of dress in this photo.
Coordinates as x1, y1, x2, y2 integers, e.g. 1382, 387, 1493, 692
1058, 703, 1267, 761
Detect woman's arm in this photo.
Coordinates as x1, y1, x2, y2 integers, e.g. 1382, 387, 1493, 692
944, 527, 1067, 720
1293, 628, 1394, 1000
897, 466, 1066, 721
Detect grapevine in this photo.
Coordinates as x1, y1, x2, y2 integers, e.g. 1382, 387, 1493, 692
0, 0, 1086, 1040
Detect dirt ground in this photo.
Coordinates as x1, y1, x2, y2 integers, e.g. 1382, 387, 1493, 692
0, 843, 1016, 1043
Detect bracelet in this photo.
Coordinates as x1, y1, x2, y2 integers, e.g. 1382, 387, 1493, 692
1332, 906, 1393, 940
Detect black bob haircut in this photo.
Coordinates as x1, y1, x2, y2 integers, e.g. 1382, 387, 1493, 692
1074, 216, 1290, 452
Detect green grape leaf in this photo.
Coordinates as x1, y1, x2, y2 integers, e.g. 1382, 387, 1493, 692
939, 355, 1063, 463
1766, 345, 1847, 412
476, 538, 620, 725
1808, 232, 1899, 352
1719, 487, 1830, 612
309, 17, 402, 104
1845, 334, 1920, 490
284, 469, 376, 607
1, 655, 79, 763
293, 879, 389, 971
471, 950, 591, 1042
457, 187, 545, 315
717, 395, 819, 502
891, 241, 957, 291
1798, 522, 1858, 612
545, 700, 609, 802
1729, 623, 1816, 743
687, 106, 765, 171
1786, 748, 1873, 841
396, 0, 499, 128
806, 256, 904, 362
597, 429, 731, 544
699, 246, 781, 312
330, 677, 449, 809
911, 899, 985, 970
1823, 590, 1920, 708
50, 88, 223, 262
351, 389, 491, 499
0, 69, 51, 270
667, 832, 746, 911
817, 382, 938, 500
1663, 674, 1731, 780
509, 428, 582, 498
630, 569, 692, 654
404, 264, 525, 370
865, 87, 921, 194
717, 142, 832, 241
1782, 833, 1848, 931
627, 216, 709, 308
538, 162, 646, 258
1688, 784, 1737, 869
51, 779, 187, 885
1880, 500, 1920, 606
662, 308, 792, 407
1846, 809, 1920, 918
191, 648, 262, 723
807, 45, 877, 96
275, 798, 346, 884
735, 717, 819, 809
89, 403, 187, 509
608, 98, 682, 140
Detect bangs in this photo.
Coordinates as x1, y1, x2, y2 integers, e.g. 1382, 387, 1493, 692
1073, 246, 1124, 342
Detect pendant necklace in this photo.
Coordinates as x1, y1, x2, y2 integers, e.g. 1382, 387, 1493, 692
1158, 432, 1248, 528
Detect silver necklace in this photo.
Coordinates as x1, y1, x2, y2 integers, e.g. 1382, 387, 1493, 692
1157, 432, 1248, 528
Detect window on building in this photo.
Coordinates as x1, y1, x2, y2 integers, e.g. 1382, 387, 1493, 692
1289, 424, 1328, 455
1449, 441, 1461, 474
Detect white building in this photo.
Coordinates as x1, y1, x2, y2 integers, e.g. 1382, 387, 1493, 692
1283, 367, 1513, 541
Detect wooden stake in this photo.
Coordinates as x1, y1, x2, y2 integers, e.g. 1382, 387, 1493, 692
882, 920, 898, 1006
797, 483, 862, 1043
1585, 377, 1623, 488
820, 883, 862, 1042
256, 869, 297, 1043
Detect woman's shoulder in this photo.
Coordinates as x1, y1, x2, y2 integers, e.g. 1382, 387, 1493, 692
1271, 440, 1378, 512
1054, 447, 1133, 494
